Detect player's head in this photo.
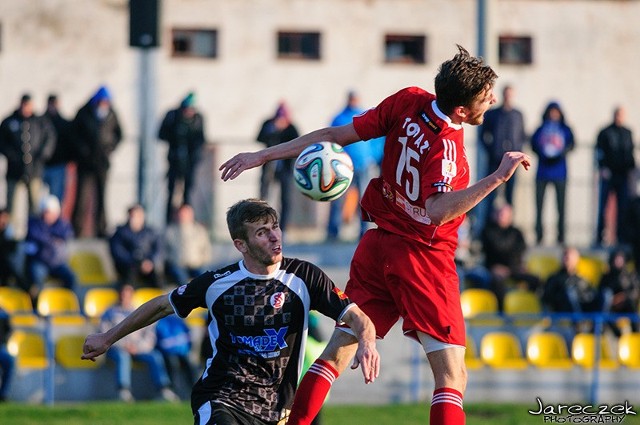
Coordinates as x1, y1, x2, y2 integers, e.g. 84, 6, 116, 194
434, 45, 498, 124
227, 199, 280, 241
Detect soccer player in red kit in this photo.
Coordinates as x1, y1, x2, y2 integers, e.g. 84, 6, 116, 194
220, 45, 531, 425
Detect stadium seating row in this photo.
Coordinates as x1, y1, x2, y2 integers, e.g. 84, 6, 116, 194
0, 286, 207, 329
465, 330, 640, 370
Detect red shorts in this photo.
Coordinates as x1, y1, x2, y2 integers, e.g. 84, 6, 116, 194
342, 228, 465, 346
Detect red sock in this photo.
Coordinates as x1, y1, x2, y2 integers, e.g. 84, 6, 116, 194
430, 387, 465, 425
288, 359, 338, 425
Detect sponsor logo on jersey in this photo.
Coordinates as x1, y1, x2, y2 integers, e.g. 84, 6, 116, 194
231, 327, 289, 353
420, 111, 441, 134
332, 287, 348, 300
441, 159, 457, 178
177, 284, 187, 295
432, 181, 453, 191
213, 270, 232, 279
270, 292, 285, 309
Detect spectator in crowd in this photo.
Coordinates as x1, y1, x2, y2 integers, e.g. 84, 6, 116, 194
100, 284, 179, 402
109, 204, 162, 289
599, 248, 640, 336
479, 203, 540, 310
163, 203, 212, 286
531, 101, 575, 245
477, 85, 527, 235
256, 101, 300, 233
24, 195, 77, 300
1, 208, 26, 288
0, 307, 15, 402
0, 93, 56, 220
627, 171, 640, 271
541, 247, 602, 316
42, 94, 73, 205
326, 91, 379, 242
71, 86, 122, 238
155, 314, 196, 398
594, 106, 636, 247
158, 92, 206, 224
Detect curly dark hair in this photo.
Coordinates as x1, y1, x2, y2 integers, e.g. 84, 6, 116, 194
226, 199, 279, 241
434, 45, 498, 115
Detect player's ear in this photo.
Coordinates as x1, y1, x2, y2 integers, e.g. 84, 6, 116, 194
233, 238, 248, 253
453, 105, 467, 120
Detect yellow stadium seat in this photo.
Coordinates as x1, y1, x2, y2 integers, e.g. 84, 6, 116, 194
69, 251, 112, 286
526, 332, 573, 369
55, 335, 102, 369
576, 256, 607, 286
36, 287, 87, 325
460, 288, 499, 318
460, 288, 503, 325
465, 336, 484, 370
504, 290, 542, 315
0, 287, 33, 312
618, 332, 640, 369
525, 253, 561, 281
7, 330, 49, 369
503, 290, 543, 326
571, 333, 618, 369
0, 287, 40, 327
480, 331, 528, 369
83, 287, 119, 321
132, 287, 169, 309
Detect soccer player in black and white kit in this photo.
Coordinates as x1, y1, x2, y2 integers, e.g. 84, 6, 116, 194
82, 199, 379, 425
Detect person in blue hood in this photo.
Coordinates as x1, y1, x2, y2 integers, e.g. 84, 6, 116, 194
70, 85, 122, 238
530, 101, 575, 245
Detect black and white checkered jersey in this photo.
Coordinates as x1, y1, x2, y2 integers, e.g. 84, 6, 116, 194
169, 257, 353, 423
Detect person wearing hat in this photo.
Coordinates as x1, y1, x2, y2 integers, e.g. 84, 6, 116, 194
158, 92, 206, 224
23, 194, 77, 300
530, 100, 575, 245
70, 85, 123, 238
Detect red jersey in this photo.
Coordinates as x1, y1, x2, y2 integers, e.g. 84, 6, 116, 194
353, 86, 470, 252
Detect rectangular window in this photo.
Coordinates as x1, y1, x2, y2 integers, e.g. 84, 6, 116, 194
385, 34, 426, 64
498, 36, 533, 65
171, 29, 217, 58
277, 31, 321, 60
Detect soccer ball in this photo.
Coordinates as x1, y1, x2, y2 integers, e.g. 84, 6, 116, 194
293, 142, 354, 202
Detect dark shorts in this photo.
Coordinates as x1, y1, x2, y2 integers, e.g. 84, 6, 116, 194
195, 401, 274, 425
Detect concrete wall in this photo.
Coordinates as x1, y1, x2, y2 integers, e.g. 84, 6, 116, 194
1, 0, 639, 244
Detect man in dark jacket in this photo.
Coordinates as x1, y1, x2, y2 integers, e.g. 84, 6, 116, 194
0, 93, 56, 217
71, 86, 122, 238
595, 106, 636, 247
24, 195, 77, 299
0, 306, 15, 402
158, 92, 206, 223
109, 204, 162, 289
42, 94, 73, 204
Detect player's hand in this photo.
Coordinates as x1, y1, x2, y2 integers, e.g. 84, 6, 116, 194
351, 340, 380, 384
219, 151, 265, 181
81, 333, 110, 362
495, 151, 531, 182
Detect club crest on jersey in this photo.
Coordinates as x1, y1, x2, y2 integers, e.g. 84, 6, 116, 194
441, 159, 457, 178
332, 287, 348, 300
270, 292, 286, 309
177, 284, 187, 295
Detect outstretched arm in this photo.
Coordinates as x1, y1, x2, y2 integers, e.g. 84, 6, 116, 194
219, 124, 360, 181
425, 151, 531, 225
338, 305, 380, 384
81, 295, 174, 361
